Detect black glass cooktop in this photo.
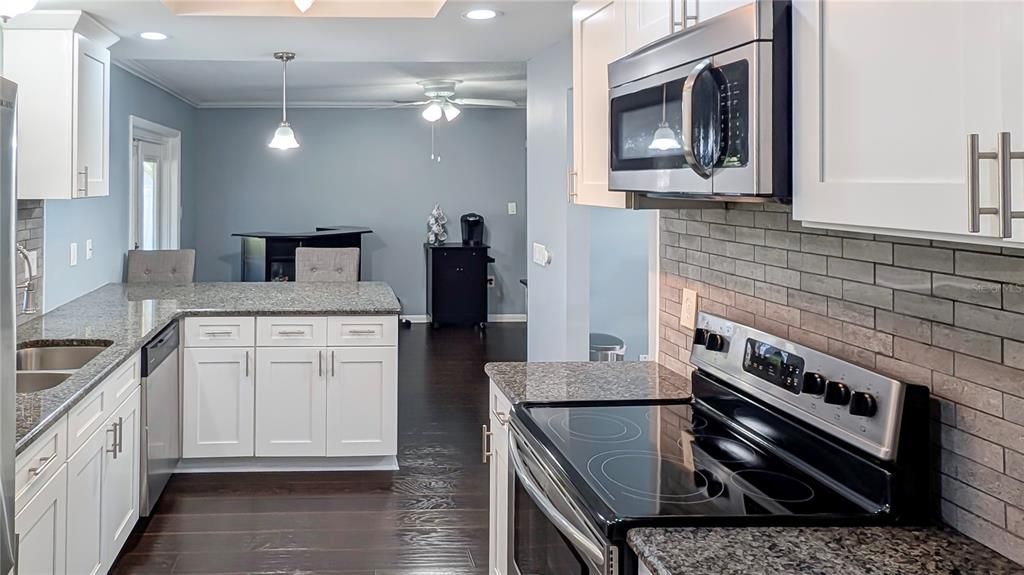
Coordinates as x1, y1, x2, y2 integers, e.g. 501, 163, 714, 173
516, 378, 882, 538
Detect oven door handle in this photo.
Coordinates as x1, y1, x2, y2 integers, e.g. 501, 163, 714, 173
508, 430, 607, 569
681, 57, 718, 180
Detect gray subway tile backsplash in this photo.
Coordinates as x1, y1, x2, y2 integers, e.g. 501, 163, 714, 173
658, 204, 1024, 565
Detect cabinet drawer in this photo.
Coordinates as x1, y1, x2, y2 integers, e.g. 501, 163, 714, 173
67, 353, 140, 457
327, 316, 397, 347
184, 317, 255, 347
15, 415, 67, 514
257, 317, 327, 347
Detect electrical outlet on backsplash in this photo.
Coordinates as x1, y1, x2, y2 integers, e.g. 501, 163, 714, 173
658, 202, 1024, 565
16, 200, 44, 324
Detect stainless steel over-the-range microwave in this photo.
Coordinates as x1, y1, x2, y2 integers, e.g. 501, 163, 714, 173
608, 0, 791, 207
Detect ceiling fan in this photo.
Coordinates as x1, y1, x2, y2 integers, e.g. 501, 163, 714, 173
396, 80, 519, 123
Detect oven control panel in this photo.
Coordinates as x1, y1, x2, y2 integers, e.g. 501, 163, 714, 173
690, 312, 907, 462
743, 339, 804, 395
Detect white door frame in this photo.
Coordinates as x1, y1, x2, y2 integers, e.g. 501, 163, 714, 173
128, 116, 181, 250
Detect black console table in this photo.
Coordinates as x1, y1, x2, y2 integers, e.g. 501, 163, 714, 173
233, 227, 372, 282
425, 243, 493, 328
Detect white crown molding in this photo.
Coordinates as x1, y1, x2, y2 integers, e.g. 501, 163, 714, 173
113, 60, 200, 108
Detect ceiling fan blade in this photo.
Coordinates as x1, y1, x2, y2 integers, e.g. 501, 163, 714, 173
451, 98, 519, 108
391, 100, 431, 106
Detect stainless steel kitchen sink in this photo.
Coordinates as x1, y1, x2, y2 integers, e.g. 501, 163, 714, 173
16, 344, 109, 371
15, 371, 72, 394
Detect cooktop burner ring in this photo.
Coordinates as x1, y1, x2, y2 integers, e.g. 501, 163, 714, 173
729, 469, 816, 503
547, 411, 644, 444
587, 450, 726, 504
679, 434, 760, 464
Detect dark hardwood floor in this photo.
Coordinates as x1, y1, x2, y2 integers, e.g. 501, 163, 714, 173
113, 323, 527, 575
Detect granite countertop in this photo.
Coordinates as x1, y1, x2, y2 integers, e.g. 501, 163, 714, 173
483, 361, 691, 404
628, 526, 1024, 575
15, 282, 400, 453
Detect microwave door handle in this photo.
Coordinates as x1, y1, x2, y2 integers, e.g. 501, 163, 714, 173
507, 431, 606, 570
682, 58, 716, 180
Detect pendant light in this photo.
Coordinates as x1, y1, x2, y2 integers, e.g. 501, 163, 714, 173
268, 51, 300, 150
294, 0, 314, 12
649, 84, 681, 151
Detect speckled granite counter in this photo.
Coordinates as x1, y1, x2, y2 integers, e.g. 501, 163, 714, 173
16, 282, 400, 453
628, 526, 1024, 574
483, 361, 691, 404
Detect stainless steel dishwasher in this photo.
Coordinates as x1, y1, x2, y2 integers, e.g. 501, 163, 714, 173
140, 322, 180, 516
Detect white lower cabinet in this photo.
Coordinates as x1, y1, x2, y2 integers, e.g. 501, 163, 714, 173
326, 347, 398, 457
183, 347, 255, 458
66, 427, 106, 575
488, 382, 512, 575
255, 347, 327, 457
14, 465, 67, 575
101, 387, 141, 567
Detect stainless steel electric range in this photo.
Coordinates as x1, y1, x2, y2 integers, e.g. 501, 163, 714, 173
507, 313, 931, 575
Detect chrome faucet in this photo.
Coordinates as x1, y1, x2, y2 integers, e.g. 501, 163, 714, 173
15, 243, 37, 315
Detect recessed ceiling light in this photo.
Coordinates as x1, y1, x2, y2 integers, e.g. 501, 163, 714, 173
140, 32, 168, 41
463, 8, 500, 20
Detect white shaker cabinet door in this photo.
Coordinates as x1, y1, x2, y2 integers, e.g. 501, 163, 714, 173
793, 0, 1023, 240
255, 347, 327, 457
14, 464, 67, 575
326, 347, 398, 457
66, 427, 107, 575
101, 387, 141, 568
183, 347, 255, 458
572, 0, 628, 208
487, 382, 513, 575
625, 0, 673, 52
73, 33, 111, 198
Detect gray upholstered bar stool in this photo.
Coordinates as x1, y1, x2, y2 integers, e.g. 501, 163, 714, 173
125, 249, 196, 283
295, 248, 359, 282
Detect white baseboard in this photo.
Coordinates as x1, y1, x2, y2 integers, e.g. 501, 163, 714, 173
174, 455, 399, 473
401, 314, 527, 324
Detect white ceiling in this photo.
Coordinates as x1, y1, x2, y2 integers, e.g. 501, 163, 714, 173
35, 0, 571, 107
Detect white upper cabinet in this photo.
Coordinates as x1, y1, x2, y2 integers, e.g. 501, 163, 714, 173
625, 0, 673, 52
572, 0, 629, 208
792, 0, 1024, 243
3, 11, 116, 199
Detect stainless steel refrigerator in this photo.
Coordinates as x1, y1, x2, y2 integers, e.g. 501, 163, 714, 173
0, 76, 19, 575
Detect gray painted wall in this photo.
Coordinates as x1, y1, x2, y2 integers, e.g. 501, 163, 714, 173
192, 107, 527, 316
43, 66, 198, 311
589, 206, 651, 361
526, 39, 591, 361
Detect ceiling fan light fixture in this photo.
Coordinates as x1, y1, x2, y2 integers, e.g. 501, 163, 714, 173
269, 123, 300, 149
294, 0, 314, 12
422, 101, 444, 123
0, 0, 36, 21
442, 101, 461, 122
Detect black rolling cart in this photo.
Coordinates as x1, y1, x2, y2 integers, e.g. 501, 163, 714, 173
425, 243, 493, 329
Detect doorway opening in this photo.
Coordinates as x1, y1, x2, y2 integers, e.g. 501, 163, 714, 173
129, 116, 181, 251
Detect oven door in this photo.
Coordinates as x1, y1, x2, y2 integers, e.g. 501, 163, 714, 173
508, 424, 617, 575
608, 42, 759, 196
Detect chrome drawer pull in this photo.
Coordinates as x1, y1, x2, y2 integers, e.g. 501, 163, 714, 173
204, 330, 235, 337
28, 453, 57, 477
347, 328, 378, 336
481, 424, 492, 464
277, 329, 306, 336
492, 410, 510, 427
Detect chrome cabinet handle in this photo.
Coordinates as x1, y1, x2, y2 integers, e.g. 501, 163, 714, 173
481, 424, 492, 464
567, 170, 578, 203
77, 165, 89, 195
244, 350, 249, 377
492, 410, 510, 427
679, 0, 699, 28
28, 452, 57, 477
331, 350, 335, 377
346, 328, 377, 336
204, 330, 235, 337
968, 132, 1024, 237
106, 421, 120, 459
508, 430, 606, 568
318, 350, 323, 377
277, 329, 306, 336
682, 58, 719, 180
117, 416, 124, 454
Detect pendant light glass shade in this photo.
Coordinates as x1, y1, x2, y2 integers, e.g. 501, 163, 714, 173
422, 101, 443, 122
294, 0, 314, 12
442, 102, 461, 122
269, 123, 300, 149
0, 0, 36, 21
648, 83, 681, 151
269, 52, 300, 150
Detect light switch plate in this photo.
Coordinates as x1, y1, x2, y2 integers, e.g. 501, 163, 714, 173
86, 239, 93, 260
532, 242, 551, 266
680, 288, 698, 330
69, 242, 78, 267
507, 202, 517, 215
